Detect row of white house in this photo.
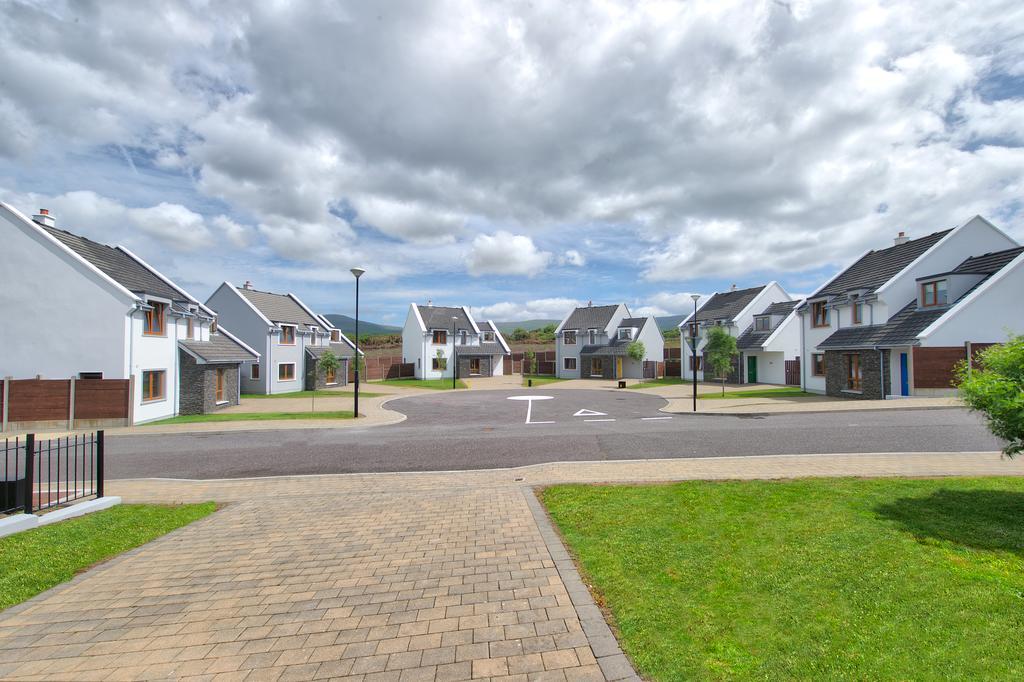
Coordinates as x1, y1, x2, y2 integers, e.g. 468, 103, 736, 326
0, 203, 361, 426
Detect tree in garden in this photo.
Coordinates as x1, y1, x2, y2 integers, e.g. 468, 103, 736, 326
312, 349, 340, 412
524, 350, 536, 375
627, 340, 646, 362
511, 327, 530, 342
955, 334, 1024, 457
705, 326, 738, 396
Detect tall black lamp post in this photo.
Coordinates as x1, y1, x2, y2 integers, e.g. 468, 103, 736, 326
451, 316, 458, 389
350, 267, 366, 417
690, 293, 700, 412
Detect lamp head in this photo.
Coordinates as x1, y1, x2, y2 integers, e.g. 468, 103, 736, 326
690, 293, 700, 302
350, 267, 366, 279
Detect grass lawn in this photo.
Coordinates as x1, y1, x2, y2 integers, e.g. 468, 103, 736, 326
522, 375, 567, 387
242, 390, 386, 399
0, 502, 215, 610
627, 377, 692, 389
146, 411, 354, 425
542, 477, 1024, 680
371, 378, 468, 390
700, 386, 811, 399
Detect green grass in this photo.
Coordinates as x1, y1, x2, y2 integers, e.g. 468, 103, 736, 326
146, 411, 354, 425
542, 478, 1024, 680
627, 377, 693, 389
241, 390, 386, 399
522, 375, 567, 387
0, 503, 215, 610
371, 378, 468, 390
700, 387, 811, 399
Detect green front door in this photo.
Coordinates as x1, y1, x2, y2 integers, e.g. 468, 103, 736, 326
747, 355, 757, 384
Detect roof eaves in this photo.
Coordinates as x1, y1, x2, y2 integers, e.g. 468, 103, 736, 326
462, 305, 481, 334
410, 303, 427, 332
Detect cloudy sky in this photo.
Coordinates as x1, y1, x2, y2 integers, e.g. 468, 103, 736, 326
2, 0, 1023, 324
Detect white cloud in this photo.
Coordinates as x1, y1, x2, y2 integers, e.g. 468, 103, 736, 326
558, 249, 586, 267
632, 292, 708, 317
467, 231, 552, 277
211, 215, 250, 248
476, 297, 580, 321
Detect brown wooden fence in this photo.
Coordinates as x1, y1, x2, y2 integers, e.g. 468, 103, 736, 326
911, 343, 995, 389
785, 358, 801, 386
2, 378, 131, 432
347, 356, 415, 382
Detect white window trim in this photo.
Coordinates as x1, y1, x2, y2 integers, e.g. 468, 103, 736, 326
277, 362, 298, 382
250, 364, 260, 380
617, 328, 632, 340
563, 357, 577, 371
563, 330, 578, 346
279, 324, 297, 345
588, 328, 597, 345
310, 326, 318, 346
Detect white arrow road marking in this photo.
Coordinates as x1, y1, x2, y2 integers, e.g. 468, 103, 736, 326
507, 395, 555, 424
573, 409, 607, 417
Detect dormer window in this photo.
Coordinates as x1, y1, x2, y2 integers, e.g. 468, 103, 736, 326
811, 301, 829, 328
144, 302, 166, 336
921, 280, 948, 308
588, 328, 597, 345
186, 317, 195, 340
617, 328, 632, 341
754, 316, 770, 332
331, 329, 340, 342
459, 330, 467, 345
563, 330, 577, 345
310, 326, 318, 346
851, 295, 863, 325
483, 331, 495, 342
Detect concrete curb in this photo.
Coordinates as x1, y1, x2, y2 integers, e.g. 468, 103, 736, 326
0, 496, 122, 538
523, 489, 641, 682
661, 405, 963, 417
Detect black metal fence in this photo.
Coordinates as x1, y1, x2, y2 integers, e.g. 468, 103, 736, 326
1, 431, 104, 516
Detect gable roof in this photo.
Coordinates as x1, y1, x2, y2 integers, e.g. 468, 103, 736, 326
237, 287, 322, 330
695, 286, 765, 322
813, 230, 952, 298
950, 246, 1024, 276
562, 304, 621, 331
41, 225, 189, 303
417, 304, 474, 331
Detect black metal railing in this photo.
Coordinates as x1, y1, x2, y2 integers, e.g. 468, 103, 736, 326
1, 431, 104, 515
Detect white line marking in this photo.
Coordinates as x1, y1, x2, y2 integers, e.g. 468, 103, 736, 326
573, 409, 607, 417
509, 395, 556, 425
641, 416, 673, 421
584, 418, 616, 422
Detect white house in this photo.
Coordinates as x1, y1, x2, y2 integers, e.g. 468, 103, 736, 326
797, 217, 1022, 398
734, 300, 803, 385
679, 283, 792, 383
554, 303, 664, 379
0, 203, 257, 424
207, 282, 359, 394
402, 303, 510, 379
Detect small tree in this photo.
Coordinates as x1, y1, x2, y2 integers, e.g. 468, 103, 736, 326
511, 327, 530, 342
627, 340, 645, 362
955, 335, 1024, 457
524, 350, 536, 376
313, 350, 341, 412
705, 326, 738, 396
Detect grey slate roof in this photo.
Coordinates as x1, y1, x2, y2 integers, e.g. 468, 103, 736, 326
618, 317, 649, 333
306, 343, 355, 360
760, 300, 799, 317
238, 288, 322, 330
458, 342, 508, 356
418, 305, 474, 332
42, 225, 188, 303
735, 328, 773, 350
950, 246, 1024, 275
817, 302, 947, 349
562, 304, 620, 331
813, 230, 952, 298
695, 286, 765, 322
179, 333, 257, 364
580, 344, 629, 356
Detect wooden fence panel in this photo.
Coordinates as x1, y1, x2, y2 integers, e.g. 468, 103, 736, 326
785, 358, 801, 386
664, 360, 681, 378
74, 380, 130, 419
8, 380, 70, 422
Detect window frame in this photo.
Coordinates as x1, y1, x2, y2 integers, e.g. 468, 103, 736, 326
617, 328, 632, 341
846, 354, 862, 391
689, 356, 703, 371
432, 357, 448, 371
250, 364, 260, 380
215, 368, 227, 404
330, 329, 340, 342
186, 317, 195, 340
588, 328, 597, 345
590, 357, 603, 377
459, 330, 468, 345
325, 365, 337, 385
563, 357, 577, 371
812, 353, 826, 376
811, 301, 830, 328
921, 280, 948, 308
563, 330, 577, 346
432, 329, 448, 345
278, 362, 297, 382
279, 325, 297, 345
754, 316, 770, 332
469, 358, 481, 375
141, 369, 166, 403
483, 331, 495, 342
143, 302, 166, 336
851, 298, 863, 325
310, 326, 318, 346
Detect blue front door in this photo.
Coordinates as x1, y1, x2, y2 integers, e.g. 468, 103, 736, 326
899, 353, 909, 396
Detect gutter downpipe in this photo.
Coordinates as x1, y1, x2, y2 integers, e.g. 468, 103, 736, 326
799, 312, 806, 390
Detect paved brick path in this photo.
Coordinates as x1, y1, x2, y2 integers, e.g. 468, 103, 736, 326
1, 451, 1021, 681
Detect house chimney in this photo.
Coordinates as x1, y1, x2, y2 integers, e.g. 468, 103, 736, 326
32, 208, 55, 228
427, 299, 433, 307
894, 231, 909, 246
730, 284, 737, 292
243, 280, 254, 290
587, 300, 593, 307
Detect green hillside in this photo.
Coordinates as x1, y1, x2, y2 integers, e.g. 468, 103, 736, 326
323, 314, 401, 336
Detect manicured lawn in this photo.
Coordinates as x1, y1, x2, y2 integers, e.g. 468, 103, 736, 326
371, 379, 468, 390
627, 377, 692, 389
0, 503, 216, 610
701, 387, 811, 399
242, 389, 386, 399
522, 375, 567, 386
542, 477, 1024, 680
146, 411, 354, 425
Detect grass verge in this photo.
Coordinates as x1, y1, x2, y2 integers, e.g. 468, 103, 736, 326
542, 477, 1024, 680
242, 390, 386, 399
0, 502, 216, 610
146, 411, 354, 425
627, 377, 693, 389
371, 379, 468, 390
700, 387, 811, 399
522, 375, 567, 387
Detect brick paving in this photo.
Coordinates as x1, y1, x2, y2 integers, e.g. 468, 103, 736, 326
2, 451, 1022, 681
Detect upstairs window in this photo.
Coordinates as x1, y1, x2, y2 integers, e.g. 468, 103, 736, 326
483, 331, 495, 342
331, 329, 340, 342
459, 330, 467, 345
588, 329, 597, 345
144, 302, 166, 336
563, 330, 577, 345
432, 329, 447, 344
310, 327, 318, 346
280, 325, 296, 345
617, 328, 632, 340
852, 296, 863, 324
811, 301, 830, 328
186, 317, 195, 340
754, 316, 770, 332
921, 280, 948, 308
210, 319, 218, 333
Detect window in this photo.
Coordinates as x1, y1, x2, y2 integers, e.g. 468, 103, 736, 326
617, 328, 632, 340
331, 329, 340, 342
590, 357, 603, 376
811, 301, 830, 328
846, 354, 862, 391
325, 365, 337, 384
686, 322, 698, 339
852, 297, 863, 324
564, 357, 577, 371
469, 358, 481, 375
144, 302, 166, 336
483, 331, 495, 342
280, 325, 296, 345
142, 370, 165, 402
563, 330, 577, 345
432, 357, 447, 370
186, 317, 195, 340
754, 316, 770, 332
921, 280, 948, 307
251, 364, 260, 380
812, 353, 825, 376
215, 368, 226, 403
689, 356, 703, 371
210, 319, 218, 333
432, 330, 447, 344
588, 329, 597, 345
78, 372, 103, 380
278, 363, 296, 381
310, 327, 318, 346
459, 330, 467, 345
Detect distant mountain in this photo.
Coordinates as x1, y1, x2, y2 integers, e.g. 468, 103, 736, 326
323, 314, 401, 336
493, 319, 560, 333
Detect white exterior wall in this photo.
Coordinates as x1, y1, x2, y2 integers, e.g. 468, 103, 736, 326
918, 256, 1024, 347
130, 309, 182, 423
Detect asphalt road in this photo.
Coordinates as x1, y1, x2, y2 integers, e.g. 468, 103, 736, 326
104, 390, 1003, 480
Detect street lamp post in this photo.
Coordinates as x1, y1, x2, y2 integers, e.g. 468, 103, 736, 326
451, 316, 458, 389
350, 267, 366, 417
691, 294, 700, 412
